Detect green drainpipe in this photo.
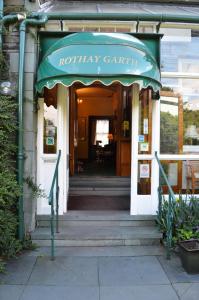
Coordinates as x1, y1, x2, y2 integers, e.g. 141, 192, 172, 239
32, 12, 199, 24
17, 15, 48, 240
1, 4, 26, 50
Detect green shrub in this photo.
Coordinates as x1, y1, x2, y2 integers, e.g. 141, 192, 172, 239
156, 195, 199, 246
0, 93, 22, 270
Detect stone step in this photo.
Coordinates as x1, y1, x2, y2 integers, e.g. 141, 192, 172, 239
37, 211, 156, 227
31, 245, 164, 257
37, 219, 155, 227
67, 196, 130, 210
69, 176, 130, 188
31, 225, 161, 247
69, 188, 130, 196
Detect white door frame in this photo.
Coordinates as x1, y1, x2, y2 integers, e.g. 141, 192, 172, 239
130, 84, 160, 215
36, 84, 69, 215
37, 83, 160, 215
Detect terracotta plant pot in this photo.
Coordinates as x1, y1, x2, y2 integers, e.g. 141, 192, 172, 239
179, 239, 199, 274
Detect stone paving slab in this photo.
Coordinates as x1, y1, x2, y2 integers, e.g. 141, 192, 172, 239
1, 249, 199, 300
23, 245, 164, 257
20, 286, 99, 300
99, 256, 170, 286
173, 283, 199, 300
28, 257, 99, 286
100, 285, 179, 300
158, 255, 199, 283
0, 256, 36, 285
0, 285, 24, 300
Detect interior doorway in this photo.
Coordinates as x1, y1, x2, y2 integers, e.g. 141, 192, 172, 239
69, 84, 132, 177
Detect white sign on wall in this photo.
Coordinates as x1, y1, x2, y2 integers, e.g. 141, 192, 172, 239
143, 118, 148, 134
140, 164, 150, 178
140, 142, 149, 152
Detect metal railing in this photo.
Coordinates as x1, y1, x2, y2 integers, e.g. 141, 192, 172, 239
48, 150, 61, 260
155, 151, 176, 259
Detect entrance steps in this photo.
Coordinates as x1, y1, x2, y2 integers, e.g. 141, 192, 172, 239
32, 211, 161, 248
69, 176, 131, 196
68, 176, 130, 210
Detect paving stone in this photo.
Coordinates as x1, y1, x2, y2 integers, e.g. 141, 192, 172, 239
173, 283, 199, 300
158, 255, 199, 283
99, 256, 170, 286
24, 245, 164, 257
0, 285, 24, 300
0, 256, 36, 285
21, 286, 99, 300
28, 257, 98, 286
100, 285, 179, 300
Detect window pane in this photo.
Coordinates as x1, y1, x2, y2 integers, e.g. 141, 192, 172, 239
160, 161, 178, 187
160, 78, 199, 154
160, 160, 199, 194
43, 103, 57, 154
160, 28, 199, 73
95, 120, 109, 147
138, 89, 152, 154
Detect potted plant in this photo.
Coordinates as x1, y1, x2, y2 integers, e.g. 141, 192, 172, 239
174, 227, 199, 273
156, 195, 199, 273
178, 238, 199, 274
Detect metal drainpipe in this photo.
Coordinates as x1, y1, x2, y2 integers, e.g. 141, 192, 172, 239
18, 15, 48, 240
1, 13, 26, 50
31, 12, 199, 24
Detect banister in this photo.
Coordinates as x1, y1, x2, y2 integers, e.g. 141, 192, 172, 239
155, 151, 176, 201
155, 151, 176, 259
48, 149, 61, 260
49, 149, 61, 205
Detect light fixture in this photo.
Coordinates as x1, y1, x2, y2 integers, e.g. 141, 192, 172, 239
0, 81, 16, 96
77, 98, 83, 104
152, 90, 160, 100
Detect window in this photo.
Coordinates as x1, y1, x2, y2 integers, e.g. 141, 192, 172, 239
160, 28, 199, 73
63, 21, 135, 33
161, 78, 199, 155
95, 120, 109, 147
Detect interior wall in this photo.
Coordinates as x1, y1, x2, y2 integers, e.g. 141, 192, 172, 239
77, 97, 114, 159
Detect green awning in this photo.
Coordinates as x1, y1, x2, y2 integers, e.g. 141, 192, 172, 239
36, 33, 161, 92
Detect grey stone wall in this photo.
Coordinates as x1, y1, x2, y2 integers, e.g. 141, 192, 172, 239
23, 30, 38, 232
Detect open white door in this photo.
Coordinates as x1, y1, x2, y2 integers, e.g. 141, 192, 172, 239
37, 84, 69, 215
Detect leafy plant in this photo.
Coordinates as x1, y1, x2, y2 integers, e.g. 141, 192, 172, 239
157, 195, 199, 246
24, 176, 47, 199
0, 260, 6, 273
0, 53, 22, 272
0, 52, 37, 273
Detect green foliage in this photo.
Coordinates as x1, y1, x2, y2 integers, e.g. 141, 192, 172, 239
0, 210, 22, 257
0, 64, 22, 273
0, 52, 9, 80
0, 260, 6, 273
24, 176, 47, 199
0, 93, 22, 264
157, 195, 199, 246
22, 234, 37, 251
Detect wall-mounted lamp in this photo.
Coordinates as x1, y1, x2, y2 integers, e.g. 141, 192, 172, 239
77, 98, 83, 104
152, 90, 160, 100
0, 81, 16, 97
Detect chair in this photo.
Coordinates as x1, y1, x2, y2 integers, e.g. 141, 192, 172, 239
186, 161, 199, 194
